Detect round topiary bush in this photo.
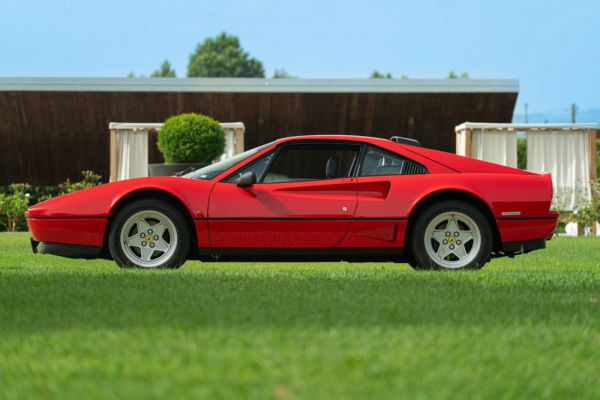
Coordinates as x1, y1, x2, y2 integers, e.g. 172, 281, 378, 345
157, 113, 225, 164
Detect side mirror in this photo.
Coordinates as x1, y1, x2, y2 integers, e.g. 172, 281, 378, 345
237, 171, 257, 188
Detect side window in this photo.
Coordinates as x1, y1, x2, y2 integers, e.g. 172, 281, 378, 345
359, 146, 427, 176
225, 151, 275, 183
262, 145, 358, 183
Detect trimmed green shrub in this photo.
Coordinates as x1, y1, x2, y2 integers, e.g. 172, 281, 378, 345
157, 113, 225, 164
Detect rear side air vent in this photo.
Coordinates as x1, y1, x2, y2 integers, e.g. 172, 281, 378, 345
402, 160, 427, 175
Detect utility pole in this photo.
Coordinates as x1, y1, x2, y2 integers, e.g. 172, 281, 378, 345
524, 103, 529, 123
571, 103, 577, 123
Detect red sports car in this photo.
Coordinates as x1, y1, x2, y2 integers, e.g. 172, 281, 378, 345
27, 135, 558, 270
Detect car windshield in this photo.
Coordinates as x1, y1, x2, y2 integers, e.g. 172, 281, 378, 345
184, 142, 274, 180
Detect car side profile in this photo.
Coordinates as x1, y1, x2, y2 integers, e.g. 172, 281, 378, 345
26, 135, 559, 270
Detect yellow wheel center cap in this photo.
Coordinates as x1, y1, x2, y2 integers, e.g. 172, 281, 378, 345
449, 237, 456, 244
146, 235, 153, 243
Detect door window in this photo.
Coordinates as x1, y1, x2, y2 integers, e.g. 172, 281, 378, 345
262, 145, 359, 183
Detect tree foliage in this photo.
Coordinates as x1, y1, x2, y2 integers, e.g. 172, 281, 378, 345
517, 137, 527, 170
272, 68, 295, 79
0, 183, 30, 232
448, 71, 469, 79
157, 113, 225, 164
58, 171, 102, 195
187, 33, 265, 78
596, 140, 600, 181
370, 70, 393, 79
151, 60, 176, 78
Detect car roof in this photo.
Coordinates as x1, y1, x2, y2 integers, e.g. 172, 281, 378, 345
274, 134, 394, 146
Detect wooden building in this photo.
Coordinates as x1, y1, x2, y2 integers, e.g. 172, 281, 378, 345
0, 77, 518, 185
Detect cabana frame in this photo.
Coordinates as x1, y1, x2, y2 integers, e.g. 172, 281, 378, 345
455, 122, 599, 235
108, 122, 245, 182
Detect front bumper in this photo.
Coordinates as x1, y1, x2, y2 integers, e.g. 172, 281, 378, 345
30, 237, 102, 259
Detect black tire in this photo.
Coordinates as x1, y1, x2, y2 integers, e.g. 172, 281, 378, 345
108, 199, 191, 269
410, 200, 492, 270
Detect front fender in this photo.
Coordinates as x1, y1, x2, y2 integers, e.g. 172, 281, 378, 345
26, 177, 213, 219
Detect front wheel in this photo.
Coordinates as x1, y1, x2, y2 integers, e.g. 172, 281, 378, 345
410, 200, 492, 270
108, 199, 190, 269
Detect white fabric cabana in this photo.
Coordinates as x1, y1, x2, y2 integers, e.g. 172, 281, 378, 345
527, 130, 591, 210
470, 129, 517, 168
109, 122, 245, 182
455, 122, 598, 212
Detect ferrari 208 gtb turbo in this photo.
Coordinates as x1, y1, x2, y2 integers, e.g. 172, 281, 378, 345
26, 135, 559, 270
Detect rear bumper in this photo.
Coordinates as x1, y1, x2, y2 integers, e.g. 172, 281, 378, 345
497, 214, 558, 255
497, 217, 558, 243
501, 238, 547, 254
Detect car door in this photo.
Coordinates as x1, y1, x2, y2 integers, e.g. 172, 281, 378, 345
208, 141, 360, 248
338, 145, 428, 248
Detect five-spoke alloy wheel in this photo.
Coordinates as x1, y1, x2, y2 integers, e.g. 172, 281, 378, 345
108, 199, 190, 269
410, 200, 492, 270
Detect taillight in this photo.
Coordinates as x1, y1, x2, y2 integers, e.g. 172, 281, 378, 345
546, 174, 556, 211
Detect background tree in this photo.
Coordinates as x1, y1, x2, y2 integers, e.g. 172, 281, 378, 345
597, 139, 600, 181
187, 32, 265, 78
272, 68, 295, 78
517, 137, 527, 170
151, 60, 176, 78
448, 71, 469, 79
370, 70, 393, 79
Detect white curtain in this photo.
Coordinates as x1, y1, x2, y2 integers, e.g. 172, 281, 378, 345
471, 128, 517, 167
527, 130, 590, 211
456, 130, 467, 156
219, 128, 236, 161
117, 129, 148, 181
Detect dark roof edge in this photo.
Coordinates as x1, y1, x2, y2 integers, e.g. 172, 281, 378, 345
0, 77, 519, 94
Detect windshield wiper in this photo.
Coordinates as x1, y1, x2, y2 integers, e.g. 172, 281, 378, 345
173, 166, 197, 176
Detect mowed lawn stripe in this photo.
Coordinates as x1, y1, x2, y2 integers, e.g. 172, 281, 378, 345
0, 233, 599, 399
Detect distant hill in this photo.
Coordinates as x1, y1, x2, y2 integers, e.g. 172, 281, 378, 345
513, 108, 600, 124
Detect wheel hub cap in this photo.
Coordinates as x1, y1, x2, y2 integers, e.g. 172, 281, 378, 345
119, 210, 178, 268
424, 211, 481, 269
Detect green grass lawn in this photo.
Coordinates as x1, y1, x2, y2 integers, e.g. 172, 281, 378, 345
1, 233, 599, 399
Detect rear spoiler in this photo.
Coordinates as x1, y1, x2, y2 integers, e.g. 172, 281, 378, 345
390, 136, 421, 147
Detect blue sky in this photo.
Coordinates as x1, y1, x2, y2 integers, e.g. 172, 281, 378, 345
1, 0, 598, 114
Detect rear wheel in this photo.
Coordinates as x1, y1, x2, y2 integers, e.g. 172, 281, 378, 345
108, 199, 190, 269
410, 200, 492, 270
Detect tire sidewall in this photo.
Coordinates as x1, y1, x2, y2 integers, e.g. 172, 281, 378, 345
411, 201, 492, 270
108, 199, 190, 269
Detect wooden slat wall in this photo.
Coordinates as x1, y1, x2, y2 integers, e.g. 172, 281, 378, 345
0, 91, 517, 185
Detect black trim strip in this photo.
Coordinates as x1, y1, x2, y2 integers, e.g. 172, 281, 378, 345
37, 242, 102, 259
197, 246, 404, 262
